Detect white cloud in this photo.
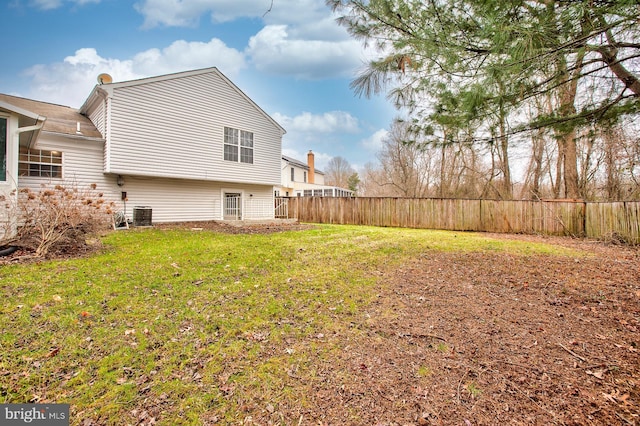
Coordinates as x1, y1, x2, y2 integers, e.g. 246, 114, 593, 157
30, 0, 62, 9
24, 49, 137, 107
132, 38, 246, 76
134, 0, 328, 27
312, 151, 333, 171
273, 111, 359, 134
277, 111, 361, 171
134, 0, 218, 27
135, 0, 330, 28
282, 147, 332, 171
284, 15, 349, 42
134, 0, 366, 79
361, 129, 388, 153
23, 39, 245, 107
247, 25, 363, 79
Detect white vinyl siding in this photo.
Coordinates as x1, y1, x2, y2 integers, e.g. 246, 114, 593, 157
17, 134, 276, 222
0, 117, 6, 181
1, 115, 18, 221
116, 179, 273, 222
18, 135, 117, 198
87, 100, 106, 137
104, 71, 282, 185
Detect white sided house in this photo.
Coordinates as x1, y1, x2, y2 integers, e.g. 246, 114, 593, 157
277, 150, 354, 197
0, 68, 285, 227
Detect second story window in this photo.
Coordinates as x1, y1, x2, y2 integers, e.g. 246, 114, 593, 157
303, 171, 307, 183
290, 167, 294, 182
240, 130, 253, 164
224, 127, 253, 164
224, 127, 238, 162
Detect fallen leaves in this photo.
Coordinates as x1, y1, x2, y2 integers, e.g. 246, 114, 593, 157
244, 331, 269, 342
586, 368, 606, 380
45, 347, 60, 358
602, 389, 632, 406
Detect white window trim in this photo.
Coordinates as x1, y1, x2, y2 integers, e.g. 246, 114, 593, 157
0, 114, 8, 184
18, 148, 63, 179
224, 126, 253, 164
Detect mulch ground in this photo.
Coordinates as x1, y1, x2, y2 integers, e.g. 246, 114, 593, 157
2, 222, 639, 425
307, 239, 639, 426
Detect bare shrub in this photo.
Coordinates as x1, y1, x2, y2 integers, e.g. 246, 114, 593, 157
10, 183, 115, 258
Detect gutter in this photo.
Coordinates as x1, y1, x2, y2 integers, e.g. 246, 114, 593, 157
17, 116, 45, 148
41, 130, 105, 142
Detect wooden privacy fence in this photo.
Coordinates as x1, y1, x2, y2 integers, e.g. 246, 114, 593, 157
287, 197, 640, 244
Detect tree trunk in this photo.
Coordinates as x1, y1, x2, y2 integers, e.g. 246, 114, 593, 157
553, 138, 564, 198
439, 144, 446, 197
603, 129, 622, 201
562, 129, 580, 198
528, 129, 545, 199
498, 106, 512, 199
555, 47, 585, 199
491, 78, 513, 199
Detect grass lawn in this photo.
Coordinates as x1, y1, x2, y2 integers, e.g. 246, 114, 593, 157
0, 225, 581, 425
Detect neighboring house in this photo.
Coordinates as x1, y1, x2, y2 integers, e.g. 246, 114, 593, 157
276, 150, 353, 197
0, 67, 286, 227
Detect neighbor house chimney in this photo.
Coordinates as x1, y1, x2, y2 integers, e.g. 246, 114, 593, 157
307, 150, 315, 184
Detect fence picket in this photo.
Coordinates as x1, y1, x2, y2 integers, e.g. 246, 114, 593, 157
286, 197, 640, 244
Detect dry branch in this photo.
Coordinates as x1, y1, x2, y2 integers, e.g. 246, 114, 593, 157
558, 343, 588, 363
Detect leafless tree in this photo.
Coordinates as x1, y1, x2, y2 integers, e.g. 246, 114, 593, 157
377, 121, 434, 197
324, 156, 355, 189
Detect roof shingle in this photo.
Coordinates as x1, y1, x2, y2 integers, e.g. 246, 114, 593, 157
0, 93, 102, 139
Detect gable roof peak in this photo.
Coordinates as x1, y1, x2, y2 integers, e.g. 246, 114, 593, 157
96, 67, 221, 89
81, 67, 286, 135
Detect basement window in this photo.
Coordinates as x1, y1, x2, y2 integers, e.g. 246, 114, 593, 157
18, 147, 62, 178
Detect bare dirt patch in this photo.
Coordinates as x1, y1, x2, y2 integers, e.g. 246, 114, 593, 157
297, 234, 640, 425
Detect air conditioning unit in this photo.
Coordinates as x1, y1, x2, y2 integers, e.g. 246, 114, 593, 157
133, 206, 152, 227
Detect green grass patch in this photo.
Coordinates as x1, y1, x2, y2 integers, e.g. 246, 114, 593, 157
0, 225, 584, 424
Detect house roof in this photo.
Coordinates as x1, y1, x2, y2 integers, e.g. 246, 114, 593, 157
0, 93, 103, 139
80, 67, 286, 136
282, 155, 325, 174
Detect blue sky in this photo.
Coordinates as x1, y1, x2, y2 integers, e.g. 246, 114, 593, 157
1, 0, 396, 171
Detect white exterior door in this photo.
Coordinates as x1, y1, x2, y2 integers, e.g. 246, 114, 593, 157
224, 193, 241, 220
